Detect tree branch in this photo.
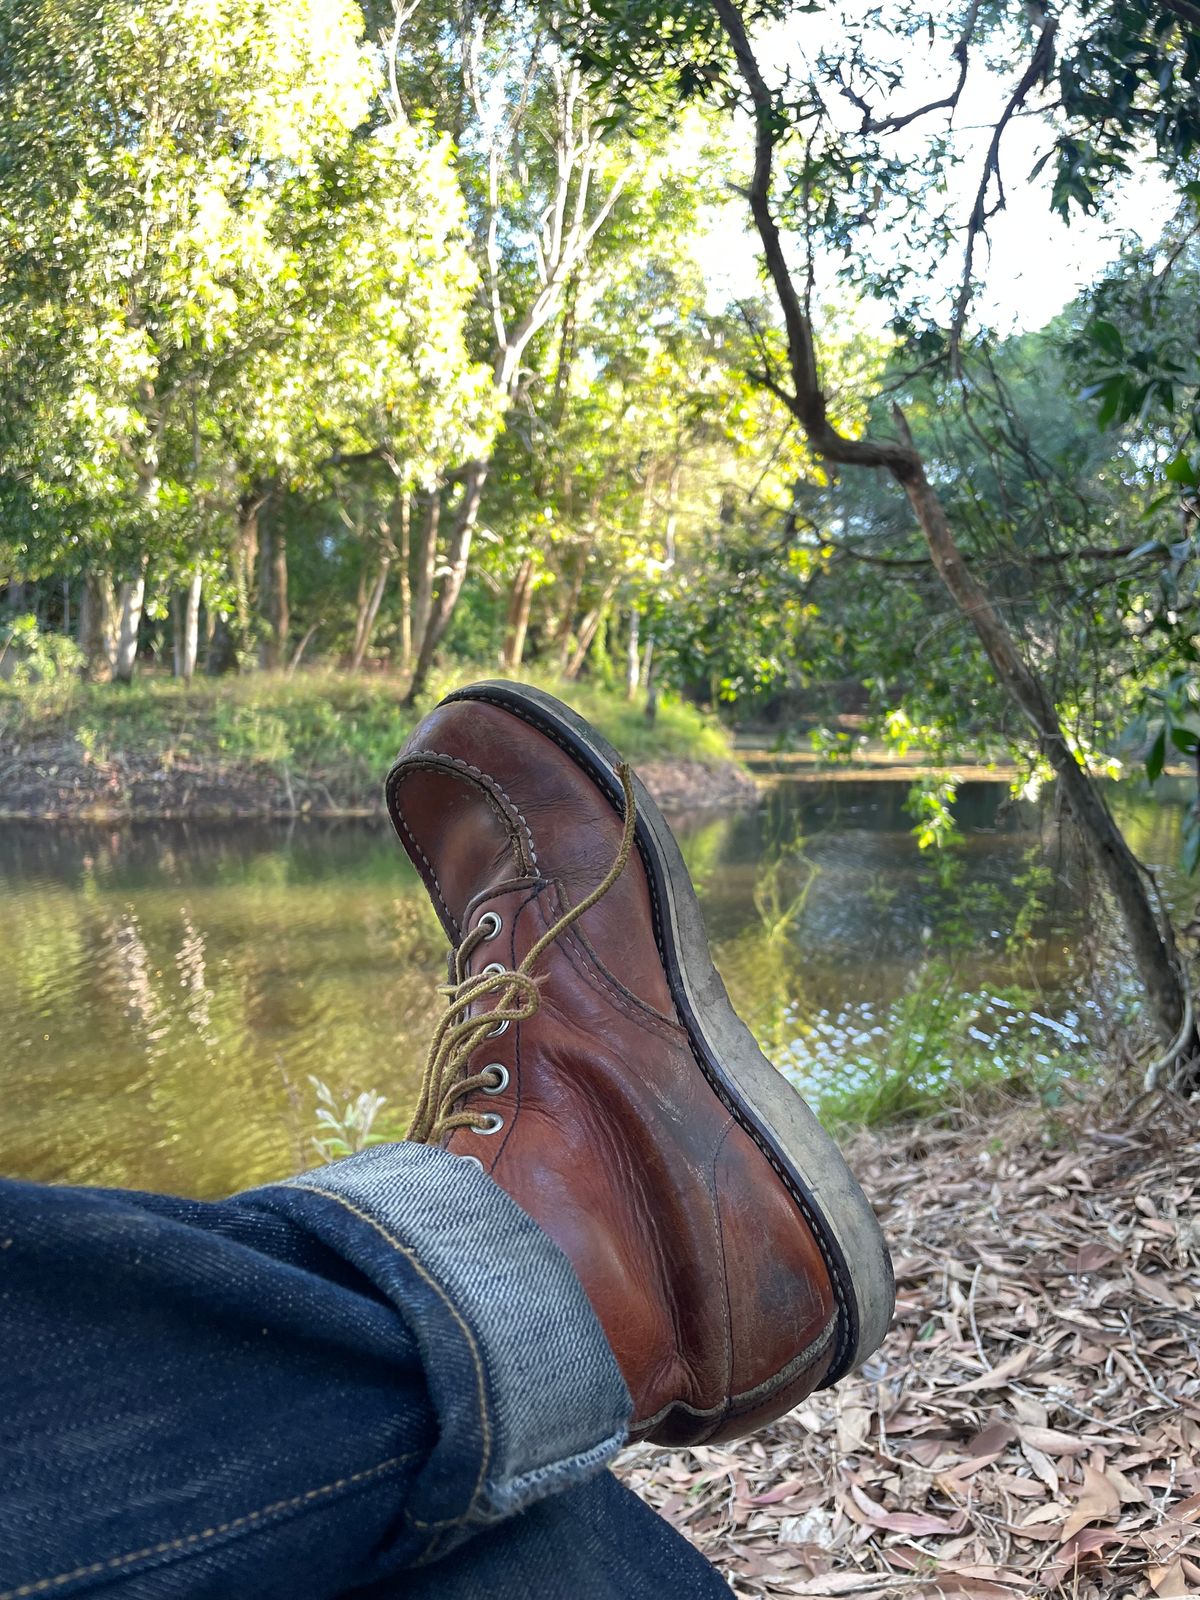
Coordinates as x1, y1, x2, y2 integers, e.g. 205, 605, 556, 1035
712, 0, 914, 474
815, 536, 1150, 572
836, 0, 983, 136
949, 14, 1058, 372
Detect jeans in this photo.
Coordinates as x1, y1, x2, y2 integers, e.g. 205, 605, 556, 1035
0, 1143, 733, 1599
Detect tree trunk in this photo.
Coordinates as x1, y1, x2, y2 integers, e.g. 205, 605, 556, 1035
502, 557, 536, 673
256, 525, 287, 670
114, 566, 147, 684
351, 554, 392, 672
171, 592, 184, 678
260, 530, 288, 670
555, 548, 588, 674
410, 491, 440, 658
626, 610, 640, 700
182, 573, 201, 683
287, 622, 319, 676
80, 571, 117, 681
230, 489, 265, 668
565, 577, 619, 680
398, 491, 412, 675
892, 436, 1186, 1042
405, 466, 488, 706
203, 602, 215, 657
257, 524, 273, 669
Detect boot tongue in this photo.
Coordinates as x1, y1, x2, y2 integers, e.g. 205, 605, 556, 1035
388, 761, 532, 941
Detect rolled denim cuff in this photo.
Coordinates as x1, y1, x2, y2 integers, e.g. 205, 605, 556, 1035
251, 1143, 630, 1564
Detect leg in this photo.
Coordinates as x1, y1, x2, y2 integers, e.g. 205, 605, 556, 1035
351, 1475, 733, 1600
0, 1143, 656, 1598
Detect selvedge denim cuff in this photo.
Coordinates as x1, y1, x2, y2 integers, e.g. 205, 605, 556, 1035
251, 1142, 631, 1564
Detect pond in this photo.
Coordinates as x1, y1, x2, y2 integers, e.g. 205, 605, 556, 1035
1, 776, 1190, 1199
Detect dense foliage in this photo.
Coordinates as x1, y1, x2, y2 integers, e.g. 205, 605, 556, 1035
2, 0, 1199, 861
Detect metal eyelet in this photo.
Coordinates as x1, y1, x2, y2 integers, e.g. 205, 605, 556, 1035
479, 961, 507, 979
459, 1154, 485, 1173
471, 1111, 504, 1136
487, 1018, 510, 1038
482, 1063, 509, 1094
476, 911, 502, 940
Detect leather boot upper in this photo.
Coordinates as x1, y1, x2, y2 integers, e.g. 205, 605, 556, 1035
389, 700, 840, 1444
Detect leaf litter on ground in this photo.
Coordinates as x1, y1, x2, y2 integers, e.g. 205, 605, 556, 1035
617, 1096, 1200, 1598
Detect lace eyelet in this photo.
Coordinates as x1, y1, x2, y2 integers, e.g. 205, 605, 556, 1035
471, 1111, 504, 1136
459, 1154, 485, 1172
479, 961, 507, 978
487, 1018, 510, 1038
476, 911, 502, 940
482, 1063, 509, 1094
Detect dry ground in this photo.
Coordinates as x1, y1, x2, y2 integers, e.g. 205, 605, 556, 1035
620, 1098, 1200, 1599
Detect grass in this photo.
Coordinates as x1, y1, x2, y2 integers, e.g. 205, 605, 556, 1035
806, 960, 1097, 1131
0, 663, 734, 813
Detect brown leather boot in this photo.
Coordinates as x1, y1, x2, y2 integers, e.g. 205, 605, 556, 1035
388, 681, 893, 1445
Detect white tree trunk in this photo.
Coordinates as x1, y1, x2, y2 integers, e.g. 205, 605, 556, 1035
114, 572, 146, 684
626, 610, 640, 700
171, 593, 184, 678
182, 573, 201, 683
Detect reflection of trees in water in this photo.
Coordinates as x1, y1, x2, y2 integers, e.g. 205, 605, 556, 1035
2, 785, 1192, 1191
175, 912, 213, 1036
694, 780, 1127, 1116
108, 911, 166, 1040
0, 826, 444, 1197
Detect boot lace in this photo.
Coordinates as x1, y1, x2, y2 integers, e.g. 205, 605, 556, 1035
408, 764, 636, 1144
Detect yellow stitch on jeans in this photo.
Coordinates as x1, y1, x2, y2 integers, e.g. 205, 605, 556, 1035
285, 1184, 493, 1532
0, 1454, 417, 1600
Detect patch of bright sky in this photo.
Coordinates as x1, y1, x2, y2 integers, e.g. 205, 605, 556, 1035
693, 4, 1177, 338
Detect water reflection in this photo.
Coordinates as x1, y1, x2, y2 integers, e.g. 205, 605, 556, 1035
0, 778, 1188, 1198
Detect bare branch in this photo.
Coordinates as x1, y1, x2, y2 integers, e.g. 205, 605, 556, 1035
837, 0, 984, 137
813, 536, 1150, 572
949, 14, 1058, 372
712, 0, 913, 474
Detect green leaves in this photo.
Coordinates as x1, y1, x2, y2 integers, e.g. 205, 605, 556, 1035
0, 0, 493, 618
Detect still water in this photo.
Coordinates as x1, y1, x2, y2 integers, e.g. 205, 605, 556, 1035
1, 778, 1189, 1199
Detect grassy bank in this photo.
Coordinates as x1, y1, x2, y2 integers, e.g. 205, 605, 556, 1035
0, 667, 743, 819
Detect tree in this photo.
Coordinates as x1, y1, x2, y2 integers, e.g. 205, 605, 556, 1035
0, 0, 493, 680
560, 0, 1200, 1060
379, 1, 648, 702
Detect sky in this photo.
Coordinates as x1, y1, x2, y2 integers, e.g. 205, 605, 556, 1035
697, 4, 1178, 338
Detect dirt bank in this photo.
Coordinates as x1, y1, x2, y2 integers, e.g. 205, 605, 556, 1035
0, 737, 761, 822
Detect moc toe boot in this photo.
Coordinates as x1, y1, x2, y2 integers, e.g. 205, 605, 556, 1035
388, 681, 894, 1446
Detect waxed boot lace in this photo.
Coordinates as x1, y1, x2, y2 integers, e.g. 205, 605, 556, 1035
408, 764, 636, 1144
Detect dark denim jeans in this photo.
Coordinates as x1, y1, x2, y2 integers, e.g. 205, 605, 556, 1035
0, 1143, 732, 1600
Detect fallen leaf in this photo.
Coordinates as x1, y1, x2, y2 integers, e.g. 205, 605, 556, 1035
849, 1484, 964, 1535
1017, 1426, 1089, 1456
1150, 1559, 1192, 1597
1060, 1462, 1121, 1541
969, 1422, 1017, 1456
950, 1346, 1034, 1391
836, 1405, 872, 1456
